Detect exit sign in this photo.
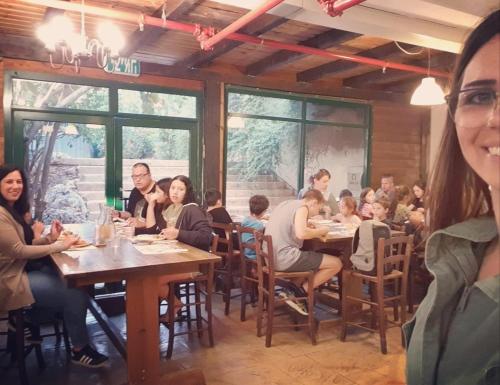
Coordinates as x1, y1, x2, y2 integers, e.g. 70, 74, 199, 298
104, 57, 141, 77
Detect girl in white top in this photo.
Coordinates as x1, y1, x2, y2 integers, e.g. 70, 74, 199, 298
333, 196, 362, 228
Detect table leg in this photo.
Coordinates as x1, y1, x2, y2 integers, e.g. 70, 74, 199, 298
126, 276, 160, 385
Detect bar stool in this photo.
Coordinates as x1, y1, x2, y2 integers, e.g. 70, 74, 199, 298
254, 232, 317, 347
211, 222, 240, 316
236, 224, 260, 323
164, 236, 219, 359
340, 235, 413, 354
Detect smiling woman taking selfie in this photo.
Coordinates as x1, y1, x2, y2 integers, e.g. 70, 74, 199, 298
0, 164, 108, 368
404, 10, 499, 385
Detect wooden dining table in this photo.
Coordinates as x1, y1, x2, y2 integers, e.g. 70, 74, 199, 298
50, 224, 220, 385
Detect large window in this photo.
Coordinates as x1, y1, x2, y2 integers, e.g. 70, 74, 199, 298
225, 87, 370, 218
6, 74, 201, 223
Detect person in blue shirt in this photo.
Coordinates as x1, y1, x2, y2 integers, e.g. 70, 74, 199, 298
241, 195, 269, 259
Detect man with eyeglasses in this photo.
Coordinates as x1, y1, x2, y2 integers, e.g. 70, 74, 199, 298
115, 162, 156, 228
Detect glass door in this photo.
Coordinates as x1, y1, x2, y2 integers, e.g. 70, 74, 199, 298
113, 118, 199, 209
13, 111, 111, 223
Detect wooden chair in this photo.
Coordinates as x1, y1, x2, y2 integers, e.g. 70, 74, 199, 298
211, 222, 241, 316
36, 312, 71, 355
254, 232, 317, 347
236, 224, 260, 322
163, 236, 218, 359
340, 235, 413, 354
407, 243, 432, 313
0, 308, 45, 385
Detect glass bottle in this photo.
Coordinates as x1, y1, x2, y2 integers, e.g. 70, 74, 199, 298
96, 203, 115, 246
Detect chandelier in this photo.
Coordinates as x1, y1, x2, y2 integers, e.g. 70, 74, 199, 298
36, 0, 125, 72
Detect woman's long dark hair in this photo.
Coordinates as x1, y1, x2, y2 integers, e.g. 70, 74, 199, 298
156, 177, 173, 209
0, 164, 34, 244
428, 10, 499, 233
171, 175, 196, 205
0, 164, 30, 224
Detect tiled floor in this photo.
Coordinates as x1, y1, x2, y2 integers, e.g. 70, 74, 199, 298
1, 293, 407, 385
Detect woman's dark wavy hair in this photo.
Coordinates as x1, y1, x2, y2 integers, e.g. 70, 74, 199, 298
156, 177, 172, 207
171, 175, 196, 205
0, 164, 30, 225
428, 10, 499, 233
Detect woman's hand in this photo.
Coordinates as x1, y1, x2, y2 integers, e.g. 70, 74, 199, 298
48, 220, 64, 243
31, 221, 45, 240
127, 217, 146, 228
61, 235, 80, 250
160, 227, 179, 240
145, 191, 159, 204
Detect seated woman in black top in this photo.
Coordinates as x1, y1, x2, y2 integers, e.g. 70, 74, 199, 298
157, 175, 212, 311
409, 180, 426, 213
135, 177, 172, 235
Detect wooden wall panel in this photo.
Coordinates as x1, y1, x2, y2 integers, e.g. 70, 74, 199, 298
371, 102, 429, 189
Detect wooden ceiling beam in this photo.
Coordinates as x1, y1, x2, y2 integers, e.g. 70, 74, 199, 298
0, 33, 413, 105
343, 52, 455, 88
174, 13, 288, 69
244, 29, 360, 76
296, 42, 404, 82
120, 0, 198, 57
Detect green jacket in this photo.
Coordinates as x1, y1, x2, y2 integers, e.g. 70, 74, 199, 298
404, 216, 499, 385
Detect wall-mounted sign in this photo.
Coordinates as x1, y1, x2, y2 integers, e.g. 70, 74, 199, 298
104, 57, 141, 77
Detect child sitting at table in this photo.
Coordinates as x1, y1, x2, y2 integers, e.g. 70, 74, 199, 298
393, 185, 412, 225
333, 196, 361, 228
358, 187, 375, 220
372, 196, 392, 226
241, 195, 269, 260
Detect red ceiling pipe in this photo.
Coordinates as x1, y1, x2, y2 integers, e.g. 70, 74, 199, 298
24, 0, 449, 79
228, 31, 449, 78
318, 0, 367, 17
201, 0, 286, 51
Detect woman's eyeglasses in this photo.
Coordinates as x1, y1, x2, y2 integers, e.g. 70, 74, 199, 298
445, 88, 499, 128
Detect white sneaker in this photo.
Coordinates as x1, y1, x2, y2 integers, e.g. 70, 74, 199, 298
278, 290, 308, 316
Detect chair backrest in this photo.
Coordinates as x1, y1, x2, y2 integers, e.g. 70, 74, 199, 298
211, 222, 235, 257
254, 232, 275, 280
235, 224, 259, 258
210, 234, 220, 254
375, 235, 413, 281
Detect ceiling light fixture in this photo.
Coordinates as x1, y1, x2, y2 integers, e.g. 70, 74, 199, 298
35, 0, 125, 72
410, 49, 446, 105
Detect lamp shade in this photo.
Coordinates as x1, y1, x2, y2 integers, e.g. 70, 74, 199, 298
410, 77, 446, 105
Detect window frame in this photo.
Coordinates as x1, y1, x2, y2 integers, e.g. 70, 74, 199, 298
4, 70, 203, 207
224, 85, 372, 202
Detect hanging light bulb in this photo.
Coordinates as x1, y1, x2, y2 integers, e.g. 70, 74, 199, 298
36, 14, 74, 51
410, 49, 445, 106
97, 21, 125, 57
410, 77, 446, 105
